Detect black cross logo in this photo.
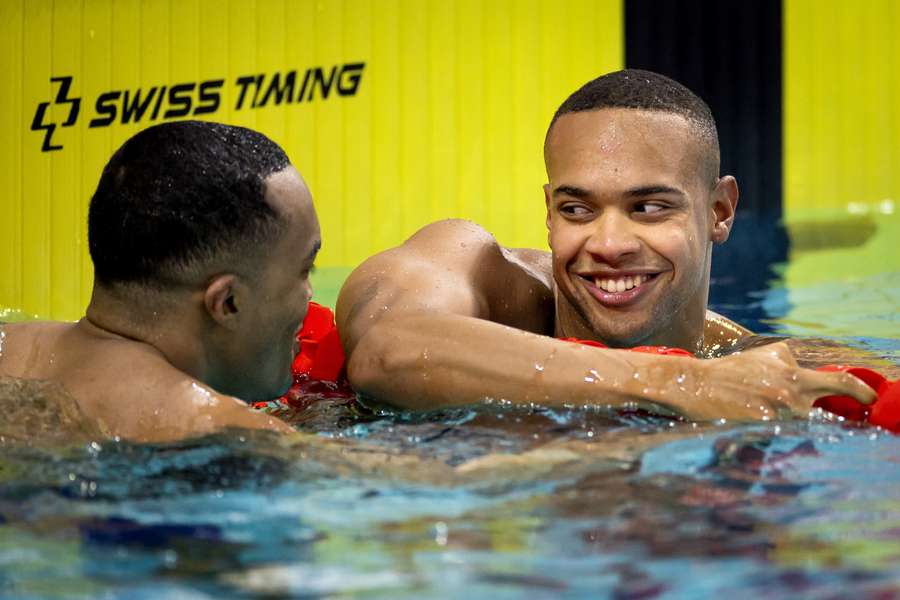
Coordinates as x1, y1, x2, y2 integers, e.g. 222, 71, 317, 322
31, 76, 81, 152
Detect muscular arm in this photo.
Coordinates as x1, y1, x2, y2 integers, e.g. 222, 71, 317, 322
337, 220, 874, 421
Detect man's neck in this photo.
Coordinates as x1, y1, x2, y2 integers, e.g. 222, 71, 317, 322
84, 286, 207, 380
552, 293, 706, 354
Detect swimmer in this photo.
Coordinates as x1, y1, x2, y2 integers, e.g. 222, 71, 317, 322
337, 69, 875, 421
0, 121, 319, 442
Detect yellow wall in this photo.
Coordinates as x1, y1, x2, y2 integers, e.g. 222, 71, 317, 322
784, 0, 900, 222
781, 0, 900, 297
0, 0, 623, 320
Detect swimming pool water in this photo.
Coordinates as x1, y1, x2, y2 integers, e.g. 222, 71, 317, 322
1, 215, 898, 598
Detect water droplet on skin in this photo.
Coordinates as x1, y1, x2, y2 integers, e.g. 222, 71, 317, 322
534, 363, 545, 372
189, 382, 218, 407
676, 374, 686, 384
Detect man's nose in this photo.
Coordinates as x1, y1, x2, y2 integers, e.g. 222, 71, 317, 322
583, 210, 641, 265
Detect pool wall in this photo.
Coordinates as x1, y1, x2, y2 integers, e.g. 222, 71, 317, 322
1, 0, 897, 321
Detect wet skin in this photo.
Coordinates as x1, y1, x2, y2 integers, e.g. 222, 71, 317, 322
336, 108, 875, 421
0, 167, 320, 442
546, 109, 737, 351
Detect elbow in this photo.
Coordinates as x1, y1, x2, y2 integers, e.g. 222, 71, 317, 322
345, 321, 408, 401
345, 319, 443, 410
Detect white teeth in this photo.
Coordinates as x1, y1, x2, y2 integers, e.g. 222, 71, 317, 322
593, 274, 649, 293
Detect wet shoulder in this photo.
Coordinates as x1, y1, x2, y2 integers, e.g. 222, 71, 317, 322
701, 310, 753, 357
0, 321, 75, 377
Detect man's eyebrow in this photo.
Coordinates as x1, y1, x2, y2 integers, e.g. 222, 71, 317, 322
624, 185, 686, 197
552, 185, 590, 198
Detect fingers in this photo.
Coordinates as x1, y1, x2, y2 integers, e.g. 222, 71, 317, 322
798, 369, 878, 405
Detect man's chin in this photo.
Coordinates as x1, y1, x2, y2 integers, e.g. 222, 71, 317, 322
584, 318, 657, 348
273, 372, 294, 398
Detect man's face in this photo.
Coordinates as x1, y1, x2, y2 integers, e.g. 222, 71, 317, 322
545, 108, 724, 348
236, 166, 320, 399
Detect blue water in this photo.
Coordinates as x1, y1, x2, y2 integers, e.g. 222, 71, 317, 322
1, 216, 899, 598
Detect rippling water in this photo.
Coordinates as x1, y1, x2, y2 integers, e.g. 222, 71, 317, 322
1, 216, 898, 598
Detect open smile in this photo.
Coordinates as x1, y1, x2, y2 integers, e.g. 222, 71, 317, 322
577, 272, 661, 307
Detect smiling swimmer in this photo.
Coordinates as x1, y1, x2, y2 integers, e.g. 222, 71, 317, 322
334, 70, 876, 421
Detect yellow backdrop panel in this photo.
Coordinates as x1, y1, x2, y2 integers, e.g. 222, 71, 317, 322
782, 0, 899, 290
0, 0, 623, 320
784, 0, 899, 222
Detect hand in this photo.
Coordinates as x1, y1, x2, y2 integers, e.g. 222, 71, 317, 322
680, 342, 877, 422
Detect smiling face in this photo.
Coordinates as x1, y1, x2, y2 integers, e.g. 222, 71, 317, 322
545, 108, 736, 350
231, 166, 321, 399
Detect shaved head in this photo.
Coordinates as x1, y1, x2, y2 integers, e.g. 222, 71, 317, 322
546, 69, 720, 186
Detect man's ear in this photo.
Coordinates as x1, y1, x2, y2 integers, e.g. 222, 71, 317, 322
544, 183, 553, 247
203, 274, 241, 329
710, 175, 739, 244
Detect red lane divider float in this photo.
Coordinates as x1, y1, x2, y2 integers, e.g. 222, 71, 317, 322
251, 302, 352, 410
814, 365, 900, 431
256, 305, 900, 432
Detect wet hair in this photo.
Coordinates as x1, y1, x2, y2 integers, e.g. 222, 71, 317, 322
88, 120, 291, 288
547, 69, 720, 182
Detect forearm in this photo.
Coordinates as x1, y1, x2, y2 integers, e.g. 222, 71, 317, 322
346, 313, 697, 413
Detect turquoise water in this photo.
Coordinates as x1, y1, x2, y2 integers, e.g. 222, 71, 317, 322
2, 216, 899, 598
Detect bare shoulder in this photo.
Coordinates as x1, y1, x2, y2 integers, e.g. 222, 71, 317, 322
337, 219, 554, 343
702, 310, 753, 355
0, 321, 76, 376
88, 369, 291, 443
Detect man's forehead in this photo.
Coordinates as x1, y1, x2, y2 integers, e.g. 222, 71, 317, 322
547, 109, 696, 154
264, 166, 320, 228
545, 108, 712, 186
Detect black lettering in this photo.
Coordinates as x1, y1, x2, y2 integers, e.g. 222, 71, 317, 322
235, 75, 257, 110
296, 69, 312, 103
260, 71, 296, 107
164, 83, 195, 119
31, 103, 61, 151
251, 74, 264, 108
194, 79, 223, 115
309, 67, 337, 101
150, 86, 167, 121
121, 88, 157, 124
90, 91, 120, 128
337, 62, 365, 96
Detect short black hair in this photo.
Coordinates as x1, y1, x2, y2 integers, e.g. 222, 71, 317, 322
88, 120, 291, 287
548, 69, 720, 181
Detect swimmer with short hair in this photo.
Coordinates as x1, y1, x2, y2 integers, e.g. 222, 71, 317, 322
0, 121, 319, 442
337, 69, 876, 420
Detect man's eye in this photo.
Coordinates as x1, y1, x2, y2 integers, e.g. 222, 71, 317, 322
560, 204, 591, 216
635, 202, 667, 214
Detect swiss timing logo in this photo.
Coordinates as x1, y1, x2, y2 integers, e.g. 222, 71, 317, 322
31, 76, 81, 152
29, 62, 366, 152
